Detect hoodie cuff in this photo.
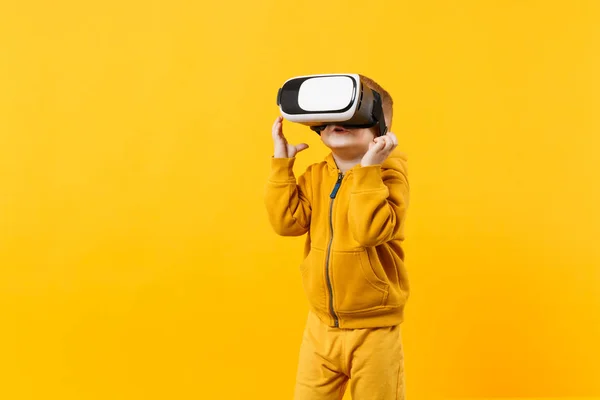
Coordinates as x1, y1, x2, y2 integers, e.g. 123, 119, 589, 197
269, 157, 296, 182
352, 165, 386, 192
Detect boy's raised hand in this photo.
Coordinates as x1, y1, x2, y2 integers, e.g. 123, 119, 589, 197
360, 132, 398, 167
272, 116, 309, 158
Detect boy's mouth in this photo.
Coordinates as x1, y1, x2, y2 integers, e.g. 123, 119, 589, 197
331, 125, 350, 133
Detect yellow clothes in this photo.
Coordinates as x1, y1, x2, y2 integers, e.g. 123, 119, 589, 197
294, 311, 406, 400
264, 151, 410, 329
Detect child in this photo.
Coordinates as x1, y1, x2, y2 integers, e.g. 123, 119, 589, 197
264, 75, 410, 399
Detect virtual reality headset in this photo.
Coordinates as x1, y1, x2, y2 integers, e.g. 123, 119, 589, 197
276, 73, 387, 136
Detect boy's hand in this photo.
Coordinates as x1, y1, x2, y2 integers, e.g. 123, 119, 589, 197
361, 132, 398, 167
272, 116, 309, 158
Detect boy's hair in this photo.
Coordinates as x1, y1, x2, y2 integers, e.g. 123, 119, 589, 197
359, 74, 394, 131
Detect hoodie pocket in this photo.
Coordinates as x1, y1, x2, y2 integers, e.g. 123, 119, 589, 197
332, 250, 389, 313
299, 248, 328, 314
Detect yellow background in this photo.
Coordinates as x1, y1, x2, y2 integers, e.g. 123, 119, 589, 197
1, 0, 598, 399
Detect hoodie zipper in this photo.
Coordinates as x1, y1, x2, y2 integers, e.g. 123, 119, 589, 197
325, 172, 343, 328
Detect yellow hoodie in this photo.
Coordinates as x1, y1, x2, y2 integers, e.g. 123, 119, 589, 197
264, 150, 410, 329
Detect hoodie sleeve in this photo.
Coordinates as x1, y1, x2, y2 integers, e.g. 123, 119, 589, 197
348, 163, 409, 247
264, 157, 312, 236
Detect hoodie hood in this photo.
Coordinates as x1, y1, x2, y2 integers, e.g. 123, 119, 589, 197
324, 148, 408, 180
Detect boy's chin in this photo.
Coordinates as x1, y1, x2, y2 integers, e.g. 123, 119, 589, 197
322, 134, 372, 149
324, 141, 368, 156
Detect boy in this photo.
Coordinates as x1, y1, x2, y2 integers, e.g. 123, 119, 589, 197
264, 75, 410, 399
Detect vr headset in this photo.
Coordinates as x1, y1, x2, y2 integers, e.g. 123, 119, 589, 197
276, 73, 387, 136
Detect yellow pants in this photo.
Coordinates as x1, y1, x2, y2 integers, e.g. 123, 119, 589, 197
294, 311, 406, 400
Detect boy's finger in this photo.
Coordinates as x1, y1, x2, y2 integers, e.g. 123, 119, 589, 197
296, 143, 309, 153
383, 137, 394, 152
368, 141, 381, 153
386, 132, 398, 146
272, 116, 284, 138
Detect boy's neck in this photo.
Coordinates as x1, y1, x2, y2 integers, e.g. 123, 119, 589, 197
331, 151, 364, 174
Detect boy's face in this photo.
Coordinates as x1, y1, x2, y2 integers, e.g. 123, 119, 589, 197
320, 125, 377, 158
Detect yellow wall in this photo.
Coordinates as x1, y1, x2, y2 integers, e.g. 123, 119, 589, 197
1, 0, 598, 399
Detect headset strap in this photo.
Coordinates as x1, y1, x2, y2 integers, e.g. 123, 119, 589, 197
372, 90, 387, 137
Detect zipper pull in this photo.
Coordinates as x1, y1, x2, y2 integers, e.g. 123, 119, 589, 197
330, 173, 344, 198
